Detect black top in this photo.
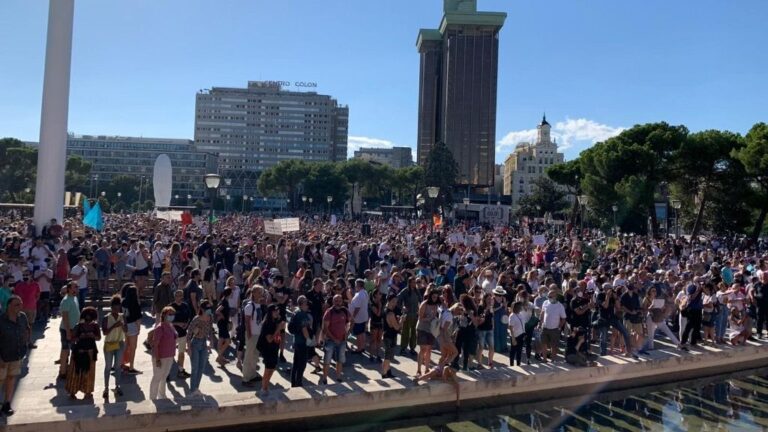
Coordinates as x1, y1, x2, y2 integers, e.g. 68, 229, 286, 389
171, 301, 191, 337
383, 309, 399, 340
477, 305, 493, 331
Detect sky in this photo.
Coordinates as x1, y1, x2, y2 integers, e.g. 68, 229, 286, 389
1, 0, 766, 163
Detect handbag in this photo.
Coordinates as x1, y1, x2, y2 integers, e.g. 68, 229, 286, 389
104, 341, 121, 352
501, 314, 509, 325
429, 318, 441, 338
525, 315, 539, 333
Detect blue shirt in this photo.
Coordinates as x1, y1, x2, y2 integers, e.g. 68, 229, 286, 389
686, 284, 703, 310
59, 295, 80, 330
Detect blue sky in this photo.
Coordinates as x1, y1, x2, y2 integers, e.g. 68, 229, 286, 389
1, 0, 766, 162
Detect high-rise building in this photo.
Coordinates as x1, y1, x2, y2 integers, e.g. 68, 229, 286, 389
353, 147, 414, 169
416, 0, 506, 187
65, 134, 218, 201
194, 81, 349, 197
503, 116, 565, 207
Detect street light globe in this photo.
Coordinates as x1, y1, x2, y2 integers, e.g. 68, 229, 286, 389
302, 196, 307, 203
612, 205, 618, 212
287, 198, 291, 203
174, 194, 179, 200
226, 195, 231, 200
224, 178, 232, 187
462, 198, 470, 205
187, 194, 192, 199
204, 173, 221, 189
496, 201, 501, 206
117, 192, 122, 198
426, 186, 440, 199
327, 196, 333, 203
671, 200, 682, 210
101, 191, 106, 197
309, 198, 313, 203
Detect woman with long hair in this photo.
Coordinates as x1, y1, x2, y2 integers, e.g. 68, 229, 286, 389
257, 304, 285, 394
437, 291, 458, 368
369, 289, 384, 362
215, 287, 233, 366
66, 306, 101, 400
202, 267, 216, 302
475, 293, 495, 368
415, 288, 440, 376
101, 295, 126, 399
186, 300, 215, 396
120, 283, 142, 374
169, 243, 183, 288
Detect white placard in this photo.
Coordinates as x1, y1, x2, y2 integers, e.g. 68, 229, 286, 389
276, 218, 300, 232
263, 220, 282, 236
330, 215, 337, 226
533, 235, 546, 246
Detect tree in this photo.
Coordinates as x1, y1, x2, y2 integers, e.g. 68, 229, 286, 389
671, 129, 745, 237
733, 122, 768, 241
423, 141, 459, 211
392, 165, 424, 208
65, 156, 92, 194
257, 160, 310, 208
547, 159, 582, 225
580, 122, 688, 235
302, 162, 348, 211
514, 177, 569, 219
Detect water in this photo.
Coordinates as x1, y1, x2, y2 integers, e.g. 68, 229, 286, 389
315, 369, 768, 432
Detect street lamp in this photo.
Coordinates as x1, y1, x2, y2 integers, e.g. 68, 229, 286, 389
612, 204, 618, 234
174, 194, 179, 206
116, 192, 121, 202
302, 195, 307, 212
671, 199, 682, 238
309, 197, 313, 213
327, 195, 333, 215
225, 194, 231, 212
286, 198, 291, 214
578, 195, 589, 231
204, 173, 221, 234
242, 194, 248, 212
187, 194, 192, 206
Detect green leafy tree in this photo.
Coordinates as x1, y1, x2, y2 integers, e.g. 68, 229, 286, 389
733, 122, 768, 240
256, 160, 310, 208
547, 159, 582, 225
671, 129, 745, 237
303, 162, 348, 211
424, 141, 459, 210
392, 165, 424, 208
580, 122, 688, 235
514, 177, 569, 219
64, 156, 92, 194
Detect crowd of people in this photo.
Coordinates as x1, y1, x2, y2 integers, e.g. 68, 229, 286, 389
0, 210, 767, 413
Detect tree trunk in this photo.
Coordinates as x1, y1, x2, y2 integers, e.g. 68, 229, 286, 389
690, 192, 707, 238
751, 203, 768, 243
649, 204, 658, 238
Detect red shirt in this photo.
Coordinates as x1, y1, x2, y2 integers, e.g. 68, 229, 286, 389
323, 307, 350, 343
14, 281, 40, 310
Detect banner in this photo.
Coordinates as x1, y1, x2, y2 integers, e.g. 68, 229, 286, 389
155, 210, 183, 222
533, 235, 546, 246
606, 237, 621, 251
263, 220, 282, 236
276, 218, 300, 232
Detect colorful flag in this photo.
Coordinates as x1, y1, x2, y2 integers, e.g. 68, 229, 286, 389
83, 201, 104, 231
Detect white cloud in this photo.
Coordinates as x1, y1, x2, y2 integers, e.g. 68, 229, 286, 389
497, 117, 625, 160
347, 135, 416, 161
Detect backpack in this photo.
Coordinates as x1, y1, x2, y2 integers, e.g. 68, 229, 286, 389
288, 312, 302, 335
242, 301, 263, 335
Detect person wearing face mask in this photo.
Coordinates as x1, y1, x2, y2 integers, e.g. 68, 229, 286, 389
65, 306, 101, 400
186, 300, 215, 397
149, 306, 178, 400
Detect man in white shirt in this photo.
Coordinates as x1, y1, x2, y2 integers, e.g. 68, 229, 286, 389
241, 286, 264, 386
69, 255, 89, 311
350, 279, 369, 355
538, 289, 566, 362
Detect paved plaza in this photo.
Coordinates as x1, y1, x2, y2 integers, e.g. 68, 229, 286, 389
3, 307, 767, 431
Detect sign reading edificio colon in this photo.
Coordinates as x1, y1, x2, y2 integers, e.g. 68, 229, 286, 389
250, 80, 318, 89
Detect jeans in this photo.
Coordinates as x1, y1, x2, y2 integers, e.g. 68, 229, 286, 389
103, 342, 125, 388
153, 267, 163, 288
149, 357, 173, 399
598, 317, 632, 355
189, 338, 208, 392
78, 288, 88, 311
291, 343, 308, 387
643, 316, 679, 350
716, 307, 729, 340
509, 334, 525, 366
681, 309, 702, 345
400, 316, 417, 351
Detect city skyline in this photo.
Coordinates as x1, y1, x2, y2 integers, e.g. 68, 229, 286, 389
1, 0, 766, 163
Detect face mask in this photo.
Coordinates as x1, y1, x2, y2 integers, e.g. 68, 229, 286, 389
166, 315, 175, 322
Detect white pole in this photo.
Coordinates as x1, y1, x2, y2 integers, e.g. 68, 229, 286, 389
34, 0, 75, 232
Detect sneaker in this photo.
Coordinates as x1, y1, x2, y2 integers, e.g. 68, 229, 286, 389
279, 354, 288, 363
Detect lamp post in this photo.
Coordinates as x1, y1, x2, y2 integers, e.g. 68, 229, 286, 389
116, 192, 121, 203
671, 199, 682, 238
462, 197, 470, 221
308, 197, 313, 213
302, 195, 307, 212
174, 194, 179, 206
286, 198, 291, 214
327, 195, 333, 215
187, 194, 192, 206
204, 173, 221, 234
138, 175, 146, 206
242, 195, 248, 213
225, 194, 231, 212
612, 204, 618, 234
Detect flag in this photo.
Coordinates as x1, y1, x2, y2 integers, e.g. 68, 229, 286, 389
181, 212, 193, 226
432, 214, 443, 228
83, 202, 104, 231
83, 197, 91, 216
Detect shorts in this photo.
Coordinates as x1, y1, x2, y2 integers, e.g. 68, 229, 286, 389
417, 330, 436, 346
477, 330, 494, 350
541, 328, 561, 349
60, 328, 72, 350
126, 321, 140, 337
323, 339, 346, 366
352, 322, 366, 336
0, 360, 21, 380
383, 337, 397, 361
176, 336, 187, 353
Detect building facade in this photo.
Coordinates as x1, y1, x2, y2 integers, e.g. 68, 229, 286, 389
194, 81, 349, 197
66, 134, 218, 201
416, 0, 506, 187
353, 147, 414, 169
503, 116, 565, 207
